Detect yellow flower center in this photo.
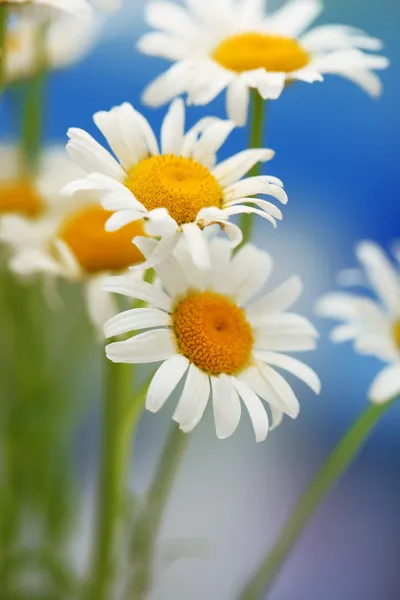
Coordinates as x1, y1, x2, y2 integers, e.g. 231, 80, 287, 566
125, 155, 223, 226
58, 204, 145, 275
172, 291, 254, 376
0, 181, 44, 217
212, 32, 310, 74
393, 320, 400, 350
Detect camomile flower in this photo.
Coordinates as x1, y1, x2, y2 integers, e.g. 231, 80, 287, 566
5, 11, 99, 82
139, 0, 389, 125
64, 98, 287, 270
104, 237, 320, 441
316, 241, 400, 404
0, 145, 146, 333
0, 0, 92, 17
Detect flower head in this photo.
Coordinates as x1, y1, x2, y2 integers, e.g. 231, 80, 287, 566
5, 11, 99, 82
316, 241, 400, 404
139, 0, 389, 125
0, 145, 145, 333
0, 0, 118, 16
104, 237, 320, 441
64, 98, 287, 270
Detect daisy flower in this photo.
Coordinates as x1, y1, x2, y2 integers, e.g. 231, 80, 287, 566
64, 98, 287, 270
0, 0, 92, 17
0, 145, 146, 333
316, 241, 400, 404
139, 0, 389, 125
104, 237, 320, 441
5, 11, 99, 82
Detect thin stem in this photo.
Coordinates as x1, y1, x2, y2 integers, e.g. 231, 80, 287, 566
0, 5, 7, 96
87, 358, 135, 600
238, 91, 266, 248
238, 397, 397, 600
129, 424, 188, 599
21, 22, 48, 174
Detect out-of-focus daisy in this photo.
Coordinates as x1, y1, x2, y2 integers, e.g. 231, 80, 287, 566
104, 237, 320, 441
5, 11, 99, 81
0, 145, 146, 333
0, 0, 92, 17
64, 98, 287, 270
316, 241, 400, 404
139, 0, 389, 125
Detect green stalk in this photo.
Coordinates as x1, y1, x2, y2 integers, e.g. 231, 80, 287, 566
0, 5, 7, 96
87, 358, 136, 600
238, 91, 266, 248
238, 397, 398, 600
129, 424, 188, 599
21, 22, 48, 175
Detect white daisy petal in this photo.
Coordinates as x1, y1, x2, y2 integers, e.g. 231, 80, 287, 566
356, 241, 400, 318
228, 244, 273, 305
248, 275, 303, 318
213, 149, 274, 188
173, 364, 210, 432
369, 364, 400, 405
132, 231, 181, 271
66, 128, 125, 180
266, 0, 323, 37
142, 61, 195, 108
105, 210, 145, 232
102, 276, 172, 311
104, 308, 171, 339
106, 329, 175, 364
226, 79, 250, 127
134, 238, 188, 298
145, 1, 198, 36
182, 223, 210, 270
270, 405, 284, 430
161, 98, 186, 155
224, 205, 277, 228
225, 176, 287, 204
232, 378, 269, 442
192, 119, 235, 168
258, 363, 300, 419
146, 354, 190, 413
211, 375, 242, 439
255, 351, 321, 394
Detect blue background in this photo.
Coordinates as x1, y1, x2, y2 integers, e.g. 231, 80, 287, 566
2, 1, 400, 598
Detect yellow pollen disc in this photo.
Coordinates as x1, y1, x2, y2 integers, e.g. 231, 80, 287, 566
212, 32, 310, 74
0, 181, 44, 218
393, 320, 400, 350
172, 291, 254, 376
58, 204, 146, 274
125, 155, 223, 226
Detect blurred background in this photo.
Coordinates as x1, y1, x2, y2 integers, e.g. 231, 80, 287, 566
1, 0, 399, 599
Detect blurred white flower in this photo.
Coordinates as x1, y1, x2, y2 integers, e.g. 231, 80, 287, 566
0, 145, 145, 334
64, 98, 287, 271
316, 241, 400, 404
104, 237, 320, 441
138, 0, 389, 125
5, 11, 100, 81
1, 0, 93, 17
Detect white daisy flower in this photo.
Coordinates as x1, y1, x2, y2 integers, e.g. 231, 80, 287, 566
138, 0, 389, 125
316, 241, 400, 405
64, 98, 287, 271
5, 11, 99, 82
0, 0, 92, 17
104, 237, 320, 442
0, 145, 146, 333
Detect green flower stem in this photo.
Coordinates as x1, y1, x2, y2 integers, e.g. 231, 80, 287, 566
21, 22, 48, 174
87, 358, 137, 600
0, 5, 7, 96
238, 91, 267, 248
129, 424, 189, 599
238, 397, 398, 600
